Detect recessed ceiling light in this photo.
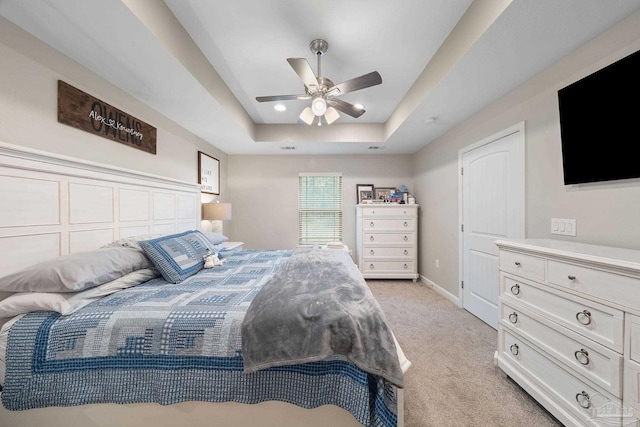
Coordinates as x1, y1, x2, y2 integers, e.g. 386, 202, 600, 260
274, 104, 287, 112
354, 103, 365, 110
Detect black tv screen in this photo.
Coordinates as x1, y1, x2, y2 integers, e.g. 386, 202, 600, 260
558, 49, 640, 185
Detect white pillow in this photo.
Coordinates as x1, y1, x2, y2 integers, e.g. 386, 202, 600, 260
101, 234, 162, 250
0, 268, 158, 318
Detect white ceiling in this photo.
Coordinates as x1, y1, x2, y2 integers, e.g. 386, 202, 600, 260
2, 0, 640, 155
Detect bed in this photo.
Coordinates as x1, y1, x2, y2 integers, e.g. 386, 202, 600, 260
0, 142, 410, 427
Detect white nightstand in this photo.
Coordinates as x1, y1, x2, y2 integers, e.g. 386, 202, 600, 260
221, 241, 244, 252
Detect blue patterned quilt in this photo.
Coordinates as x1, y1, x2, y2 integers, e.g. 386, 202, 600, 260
2, 249, 398, 426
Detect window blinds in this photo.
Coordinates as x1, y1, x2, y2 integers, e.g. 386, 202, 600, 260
298, 173, 343, 245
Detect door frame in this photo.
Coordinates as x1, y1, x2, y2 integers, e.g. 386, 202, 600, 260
457, 121, 525, 305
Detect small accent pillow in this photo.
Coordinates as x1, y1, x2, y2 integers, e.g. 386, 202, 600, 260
0, 247, 152, 293
202, 232, 229, 246
139, 230, 214, 284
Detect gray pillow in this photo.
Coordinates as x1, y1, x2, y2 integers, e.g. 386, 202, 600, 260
0, 247, 152, 293
202, 232, 229, 246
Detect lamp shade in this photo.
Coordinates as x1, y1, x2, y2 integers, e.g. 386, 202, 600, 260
202, 202, 232, 220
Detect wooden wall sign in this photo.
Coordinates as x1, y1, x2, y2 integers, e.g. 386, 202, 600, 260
57, 80, 157, 154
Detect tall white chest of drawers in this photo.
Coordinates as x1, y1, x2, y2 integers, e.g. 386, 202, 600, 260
356, 204, 418, 282
495, 238, 640, 426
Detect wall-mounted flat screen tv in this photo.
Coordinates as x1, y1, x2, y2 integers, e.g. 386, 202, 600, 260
558, 49, 640, 185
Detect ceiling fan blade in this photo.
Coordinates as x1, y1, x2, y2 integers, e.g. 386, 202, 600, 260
328, 98, 365, 118
256, 94, 311, 102
287, 58, 319, 92
327, 71, 382, 96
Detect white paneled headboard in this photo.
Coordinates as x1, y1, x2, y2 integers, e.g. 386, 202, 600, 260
0, 141, 201, 277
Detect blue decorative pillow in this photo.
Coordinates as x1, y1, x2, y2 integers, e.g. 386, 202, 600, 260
139, 230, 213, 284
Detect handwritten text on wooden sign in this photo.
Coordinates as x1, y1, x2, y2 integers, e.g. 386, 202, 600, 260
57, 81, 157, 154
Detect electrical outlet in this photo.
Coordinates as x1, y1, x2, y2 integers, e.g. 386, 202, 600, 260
435, 259, 440, 268
551, 218, 577, 236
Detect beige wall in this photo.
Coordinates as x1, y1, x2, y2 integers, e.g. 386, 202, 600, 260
226, 155, 414, 253
0, 17, 226, 202
414, 11, 640, 299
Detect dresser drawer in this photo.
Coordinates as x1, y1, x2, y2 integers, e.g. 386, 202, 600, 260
363, 261, 415, 273
500, 250, 545, 281
363, 218, 415, 231
625, 315, 640, 413
548, 260, 640, 311
364, 233, 415, 245
502, 275, 624, 353
500, 329, 622, 426
501, 302, 623, 397
629, 315, 640, 364
363, 246, 415, 258
360, 206, 416, 217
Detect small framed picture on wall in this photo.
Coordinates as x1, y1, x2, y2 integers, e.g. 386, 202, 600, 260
198, 151, 220, 195
356, 184, 374, 204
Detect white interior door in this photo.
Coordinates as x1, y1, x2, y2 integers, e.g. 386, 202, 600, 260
460, 123, 524, 329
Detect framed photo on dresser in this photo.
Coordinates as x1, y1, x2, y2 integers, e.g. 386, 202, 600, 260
356, 184, 374, 204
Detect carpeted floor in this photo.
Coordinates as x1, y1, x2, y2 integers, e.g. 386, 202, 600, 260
367, 280, 563, 427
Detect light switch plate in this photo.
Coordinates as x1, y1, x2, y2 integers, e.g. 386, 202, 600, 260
551, 218, 576, 236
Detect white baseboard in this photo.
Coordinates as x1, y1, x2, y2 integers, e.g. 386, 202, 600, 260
418, 274, 461, 306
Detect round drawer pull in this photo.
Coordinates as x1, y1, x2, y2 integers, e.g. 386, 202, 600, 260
510, 344, 519, 356
514, 261, 521, 266
574, 349, 590, 365
510, 283, 521, 295
370, 236, 375, 241
404, 250, 408, 255
576, 310, 592, 326
403, 210, 407, 214
403, 264, 408, 270
370, 221, 375, 227
403, 221, 408, 227
568, 275, 576, 280
509, 312, 518, 324
370, 264, 375, 270
372, 211, 375, 215
575, 391, 591, 409
403, 236, 408, 241
370, 249, 375, 255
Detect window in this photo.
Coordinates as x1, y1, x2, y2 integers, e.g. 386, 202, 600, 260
298, 173, 343, 245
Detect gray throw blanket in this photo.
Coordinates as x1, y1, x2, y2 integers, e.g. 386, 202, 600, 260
241, 249, 404, 388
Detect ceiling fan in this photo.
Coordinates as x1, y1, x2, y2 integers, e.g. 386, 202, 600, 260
256, 39, 382, 125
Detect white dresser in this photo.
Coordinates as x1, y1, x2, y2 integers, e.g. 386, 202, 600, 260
495, 238, 640, 426
356, 204, 418, 282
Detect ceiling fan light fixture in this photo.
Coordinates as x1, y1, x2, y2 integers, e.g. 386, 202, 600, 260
299, 107, 315, 125
311, 96, 327, 116
324, 106, 340, 125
